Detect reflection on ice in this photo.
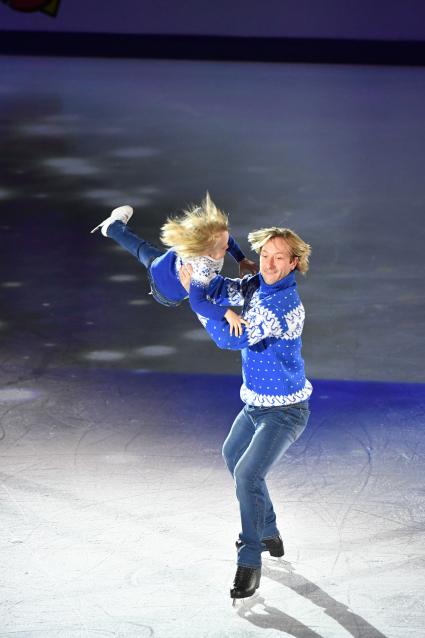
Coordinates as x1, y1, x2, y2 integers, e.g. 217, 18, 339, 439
0, 388, 39, 401
84, 189, 156, 207
110, 147, 160, 159
85, 189, 125, 200
44, 114, 81, 123
21, 124, 68, 136
84, 350, 126, 361
128, 299, 150, 306
182, 328, 211, 341
108, 274, 138, 282
134, 345, 176, 357
44, 157, 99, 175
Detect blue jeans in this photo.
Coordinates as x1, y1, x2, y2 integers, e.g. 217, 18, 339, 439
222, 400, 310, 568
107, 221, 181, 307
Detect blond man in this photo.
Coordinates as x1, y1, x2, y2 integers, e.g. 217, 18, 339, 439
181, 227, 312, 602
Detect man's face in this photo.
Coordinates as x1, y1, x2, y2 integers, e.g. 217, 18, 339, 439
260, 236, 298, 285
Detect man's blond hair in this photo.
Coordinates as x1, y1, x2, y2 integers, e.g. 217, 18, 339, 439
160, 193, 229, 259
248, 227, 311, 274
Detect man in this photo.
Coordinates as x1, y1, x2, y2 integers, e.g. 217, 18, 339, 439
180, 227, 312, 602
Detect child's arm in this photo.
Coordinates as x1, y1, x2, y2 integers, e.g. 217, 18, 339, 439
224, 309, 249, 336
227, 235, 258, 277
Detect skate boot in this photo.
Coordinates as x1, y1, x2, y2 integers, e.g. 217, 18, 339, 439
90, 205, 133, 237
230, 566, 261, 602
235, 534, 284, 558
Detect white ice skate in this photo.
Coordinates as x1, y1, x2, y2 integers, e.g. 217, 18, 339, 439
90, 205, 133, 237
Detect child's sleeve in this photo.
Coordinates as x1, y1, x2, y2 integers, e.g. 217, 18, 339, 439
226, 235, 245, 263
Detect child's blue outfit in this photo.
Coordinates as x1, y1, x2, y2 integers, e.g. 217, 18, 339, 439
106, 221, 245, 313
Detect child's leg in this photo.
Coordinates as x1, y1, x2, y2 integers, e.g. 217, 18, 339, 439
107, 221, 164, 269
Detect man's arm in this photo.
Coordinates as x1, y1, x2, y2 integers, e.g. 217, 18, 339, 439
179, 267, 246, 308
227, 235, 258, 277
197, 303, 286, 351
179, 266, 247, 333
205, 274, 245, 307
226, 235, 245, 262
190, 282, 249, 336
188, 281, 228, 321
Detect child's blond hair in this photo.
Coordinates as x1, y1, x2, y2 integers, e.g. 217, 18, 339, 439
160, 193, 229, 259
248, 227, 311, 274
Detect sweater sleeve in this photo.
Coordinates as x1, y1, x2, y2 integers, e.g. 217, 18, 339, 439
196, 302, 287, 350
226, 235, 245, 263
205, 274, 245, 307
189, 281, 228, 321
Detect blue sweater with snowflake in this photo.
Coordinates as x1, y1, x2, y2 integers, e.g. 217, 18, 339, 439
190, 270, 312, 407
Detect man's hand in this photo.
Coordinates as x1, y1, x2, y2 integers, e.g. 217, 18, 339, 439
179, 264, 193, 292
239, 258, 258, 277
224, 309, 250, 337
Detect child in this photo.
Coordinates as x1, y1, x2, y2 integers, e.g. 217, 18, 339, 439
91, 194, 257, 334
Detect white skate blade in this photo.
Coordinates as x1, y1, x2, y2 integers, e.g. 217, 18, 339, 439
232, 592, 261, 609
90, 222, 105, 234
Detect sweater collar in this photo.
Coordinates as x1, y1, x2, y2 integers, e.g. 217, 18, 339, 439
259, 270, 296, 294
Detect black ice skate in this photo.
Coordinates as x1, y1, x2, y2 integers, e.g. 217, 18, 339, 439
230, 566, 261, 603
235, 534, 284, 558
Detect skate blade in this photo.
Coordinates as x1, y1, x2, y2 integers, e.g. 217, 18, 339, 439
90, 223, 104, 234
232, 592, 260, 608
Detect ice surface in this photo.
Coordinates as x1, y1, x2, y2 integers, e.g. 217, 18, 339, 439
0, 371, 424, 637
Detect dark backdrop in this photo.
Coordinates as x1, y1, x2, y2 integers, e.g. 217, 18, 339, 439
1, 0, 425, 41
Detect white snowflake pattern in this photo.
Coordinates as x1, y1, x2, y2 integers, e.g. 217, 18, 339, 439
281, 303, 305, 340
226, 280, 244, 306
175, 255, 224, 287
196, 313, 209, 327
240, 380, 312, 407
244, 292, 283, 344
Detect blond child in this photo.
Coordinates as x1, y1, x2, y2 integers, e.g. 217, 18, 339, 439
91, 194, 257, 334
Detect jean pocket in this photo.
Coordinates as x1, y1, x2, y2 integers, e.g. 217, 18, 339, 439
282, 405, 310, 436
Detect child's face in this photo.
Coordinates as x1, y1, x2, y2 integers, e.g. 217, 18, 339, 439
208, 231, 229, 260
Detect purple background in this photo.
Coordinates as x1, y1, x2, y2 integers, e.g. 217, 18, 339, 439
1, 0, 425, 41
